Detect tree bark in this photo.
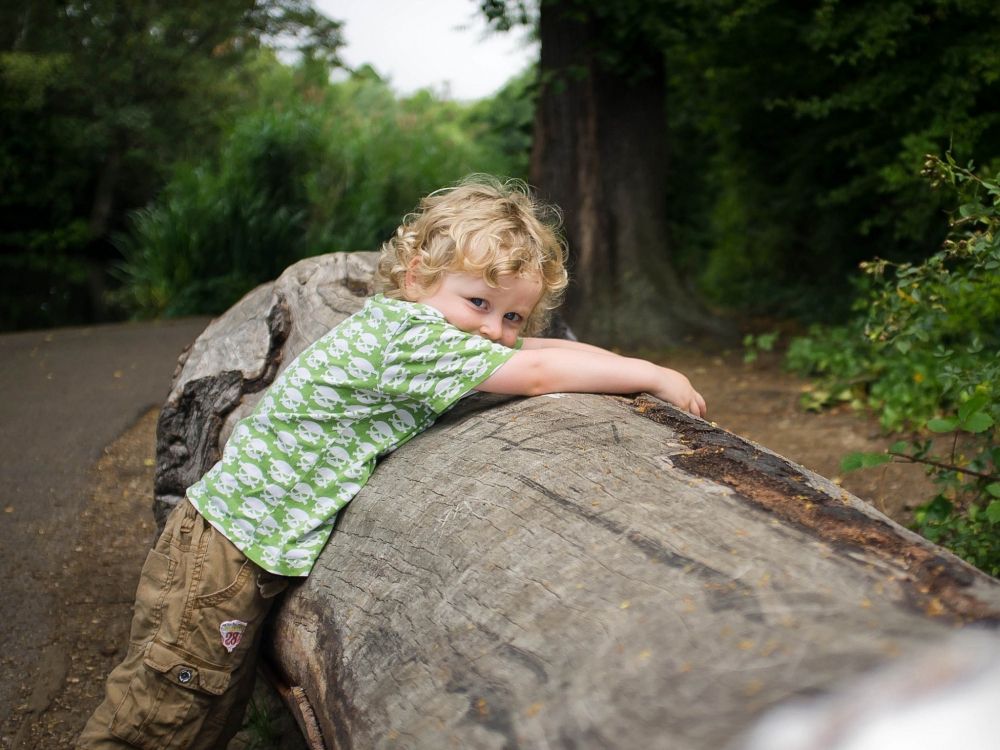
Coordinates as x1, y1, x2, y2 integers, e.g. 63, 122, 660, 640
532, 3, 727, 348
156, 252, 1000, 750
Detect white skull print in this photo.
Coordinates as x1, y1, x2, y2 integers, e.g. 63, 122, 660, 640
215, 472, 239, 497
312, 494, 341, 516
380, 364, 406, 390
297, 451, 318, 471
382, 343, 401, 366
282, 507, 313, 538
353, 389, 382, 405
462, 354, 489, 381
252, 411, 273, 432
305, 347, 328, 369
275, 431, 298, 454
236, 462, 265, 488
341, 319, 364, 337
239, 496, 268, 520
244, 437, 270, 461
330, 424, 357, 446
346, 356, 375, 382
353, 442, 378, 461
287, 366, 311, 389
223, 442, 240, 463
269, 460, 295, 485
254, 515, 281, 540
313, 386, 344, 409
313, 467, 337, 488
296, 420, 323, 444
439, 327, 465, 347
326, 337, 349, 359
289, 482, 317, 504
342, 460, 368, 480
323, 365, 349, 386
413, 344, 439, 362
233, 422, 252, 443
299, 528, 330, 548
356, 332, 378, 355
389, 409, 417, 433
366, 304, 386, 327
206, 496, 229, 519
409, 372, 434, 394
282, 548, 314, 571
337, 482, 362, 503
228, 519, 255, 546
434, 376, 462, 403
259, 546, 281, 568
367, 420, 394, 445
326, 445, 350, 467
263, 484, 286, 505
259, 393, 277, 412
342, 403, 370, 420
432, 352, 461, 374
402, 324, 431, 346
279, 387, 306, 411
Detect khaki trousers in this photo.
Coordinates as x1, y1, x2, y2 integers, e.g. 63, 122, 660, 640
78, 500, 288, 749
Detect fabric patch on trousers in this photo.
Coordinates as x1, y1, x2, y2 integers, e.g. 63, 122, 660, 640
219, 620, 248, 653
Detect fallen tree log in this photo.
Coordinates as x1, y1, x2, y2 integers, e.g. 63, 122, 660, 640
155, 253, 1000, 750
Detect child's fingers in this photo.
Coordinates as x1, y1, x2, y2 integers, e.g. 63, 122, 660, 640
695, 391, 707, 418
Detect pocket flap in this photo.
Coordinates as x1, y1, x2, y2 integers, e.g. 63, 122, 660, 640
143, 641, 232, 696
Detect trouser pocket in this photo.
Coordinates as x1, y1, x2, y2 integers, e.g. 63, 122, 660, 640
102, 501, 284, 749
109, 641, 232, 749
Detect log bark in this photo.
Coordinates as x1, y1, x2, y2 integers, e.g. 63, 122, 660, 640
155, 253, 1000, 750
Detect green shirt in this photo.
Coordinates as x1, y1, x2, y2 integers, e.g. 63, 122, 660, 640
187, 294, 519, 576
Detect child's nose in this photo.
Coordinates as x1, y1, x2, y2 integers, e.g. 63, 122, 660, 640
479, 318, 501, 341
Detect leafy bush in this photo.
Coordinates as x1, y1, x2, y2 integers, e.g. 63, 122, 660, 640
787, 154, 1000, 575
114, 62, 531, 318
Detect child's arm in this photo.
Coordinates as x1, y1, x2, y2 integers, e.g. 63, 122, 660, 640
520, 337, 619, 356
477, 345, 707, 418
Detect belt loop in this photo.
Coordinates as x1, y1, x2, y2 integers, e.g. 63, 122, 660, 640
179, 499, 198, 533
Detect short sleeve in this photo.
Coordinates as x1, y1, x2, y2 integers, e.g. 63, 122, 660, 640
379, 319, 518, 414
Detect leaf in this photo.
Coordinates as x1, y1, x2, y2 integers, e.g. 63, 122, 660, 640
841, 453, 864, 472
842, 452, 891, 472
927, 417, 959, 433
961, 412, 994, 433
986, 501, 1000, 524
889, 441, 909, 454
986, 483, 1000, 499
958, 393, 989, 422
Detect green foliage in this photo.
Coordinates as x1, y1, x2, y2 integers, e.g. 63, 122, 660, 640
742, 331, 778, 364
0, 0, 343, 330
665, 0, 1000, 319
789, 154, 1000, 575
114, 62, 531, 318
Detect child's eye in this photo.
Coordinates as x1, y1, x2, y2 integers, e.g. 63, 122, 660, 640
469, 297, 486, 308
503, 312, 523, 323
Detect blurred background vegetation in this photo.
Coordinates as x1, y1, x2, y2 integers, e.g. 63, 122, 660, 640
2, 1, 998, 567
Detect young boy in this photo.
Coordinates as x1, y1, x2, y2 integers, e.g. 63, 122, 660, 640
79, 176, 705, 749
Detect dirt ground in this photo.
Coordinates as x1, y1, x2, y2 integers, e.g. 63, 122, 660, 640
1, 346, 935, 749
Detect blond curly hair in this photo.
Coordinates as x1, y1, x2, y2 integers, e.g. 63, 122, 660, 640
376, 175, 568, 335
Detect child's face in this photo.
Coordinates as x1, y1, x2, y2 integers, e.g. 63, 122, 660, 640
407, 269, 543, 348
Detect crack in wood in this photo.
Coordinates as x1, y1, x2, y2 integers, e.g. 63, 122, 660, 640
626, 395, 1000, 625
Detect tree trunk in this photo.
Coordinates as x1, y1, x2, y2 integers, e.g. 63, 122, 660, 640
531, 3, 727, 348
156, 253, 1000, 750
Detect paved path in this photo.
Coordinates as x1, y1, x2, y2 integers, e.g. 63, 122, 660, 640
0, 318, 211, 724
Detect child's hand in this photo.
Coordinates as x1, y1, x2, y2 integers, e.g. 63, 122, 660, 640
651, 367, 707, 419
